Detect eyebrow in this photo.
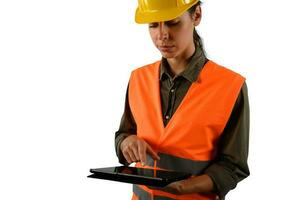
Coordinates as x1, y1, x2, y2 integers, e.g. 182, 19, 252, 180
150, 19, 179, 24
166, 18, 180, 23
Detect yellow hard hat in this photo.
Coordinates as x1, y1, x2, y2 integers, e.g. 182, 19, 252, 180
135, 0, 200, 24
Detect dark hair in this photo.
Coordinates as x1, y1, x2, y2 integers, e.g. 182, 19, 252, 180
187, 1, 205, 54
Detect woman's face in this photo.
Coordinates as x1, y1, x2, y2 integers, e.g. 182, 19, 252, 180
148, 7, 201, 59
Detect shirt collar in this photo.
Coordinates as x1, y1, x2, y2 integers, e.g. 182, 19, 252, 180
159, 42, 207, 83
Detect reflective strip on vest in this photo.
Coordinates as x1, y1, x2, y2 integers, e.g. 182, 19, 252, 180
133, 184, 216, 200
133, 185, 175, 200
133, 184, 151, 200
146, 153, 211, 175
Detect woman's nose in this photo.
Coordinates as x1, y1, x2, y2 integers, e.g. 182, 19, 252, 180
158, 22, 168, 40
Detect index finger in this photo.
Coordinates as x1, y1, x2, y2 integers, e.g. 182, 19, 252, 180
137, 141, 147, 166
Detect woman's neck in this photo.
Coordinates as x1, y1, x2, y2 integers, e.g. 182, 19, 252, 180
167, 43, 196, 77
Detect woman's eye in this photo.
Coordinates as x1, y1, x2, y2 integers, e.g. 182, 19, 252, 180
166, 21, 180, 26
149, 23, 158, 28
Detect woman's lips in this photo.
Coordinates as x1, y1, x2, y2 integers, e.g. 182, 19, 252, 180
159, 45, 174, 52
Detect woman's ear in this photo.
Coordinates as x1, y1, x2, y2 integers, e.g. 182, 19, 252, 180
193, 6, 202, 26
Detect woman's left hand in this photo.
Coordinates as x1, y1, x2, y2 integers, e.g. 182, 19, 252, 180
148, 174, 214, 195
147, 180, 186, 195
160, 180, 186, 195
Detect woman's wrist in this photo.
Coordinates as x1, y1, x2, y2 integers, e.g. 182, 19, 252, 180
178, 174, 214, 194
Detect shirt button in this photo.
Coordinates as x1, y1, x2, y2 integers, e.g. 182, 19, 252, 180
171, 89, 175, 93
165, 115, 170, 119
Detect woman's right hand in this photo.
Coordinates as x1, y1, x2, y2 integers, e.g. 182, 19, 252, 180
120, 135, 160, 165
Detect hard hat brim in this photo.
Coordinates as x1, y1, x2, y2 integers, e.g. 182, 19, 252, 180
135, 1, 199, 24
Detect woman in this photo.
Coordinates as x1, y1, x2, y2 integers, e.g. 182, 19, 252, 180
115, 0, 250, 199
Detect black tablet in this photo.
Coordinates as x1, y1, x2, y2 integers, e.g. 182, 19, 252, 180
88, 166, 191, 187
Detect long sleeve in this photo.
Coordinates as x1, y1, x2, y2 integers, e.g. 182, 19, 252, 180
204, 82, 250, 198
114, 84, 137, 165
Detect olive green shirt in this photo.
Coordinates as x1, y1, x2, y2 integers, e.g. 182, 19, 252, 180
114, 43, 250, 198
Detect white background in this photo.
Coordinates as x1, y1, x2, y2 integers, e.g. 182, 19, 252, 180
1, 0, 300, 199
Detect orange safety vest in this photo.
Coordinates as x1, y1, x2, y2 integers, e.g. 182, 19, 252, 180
128, 60, 245, 200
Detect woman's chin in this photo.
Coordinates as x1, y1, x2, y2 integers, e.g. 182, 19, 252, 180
160, 51, 176, 59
